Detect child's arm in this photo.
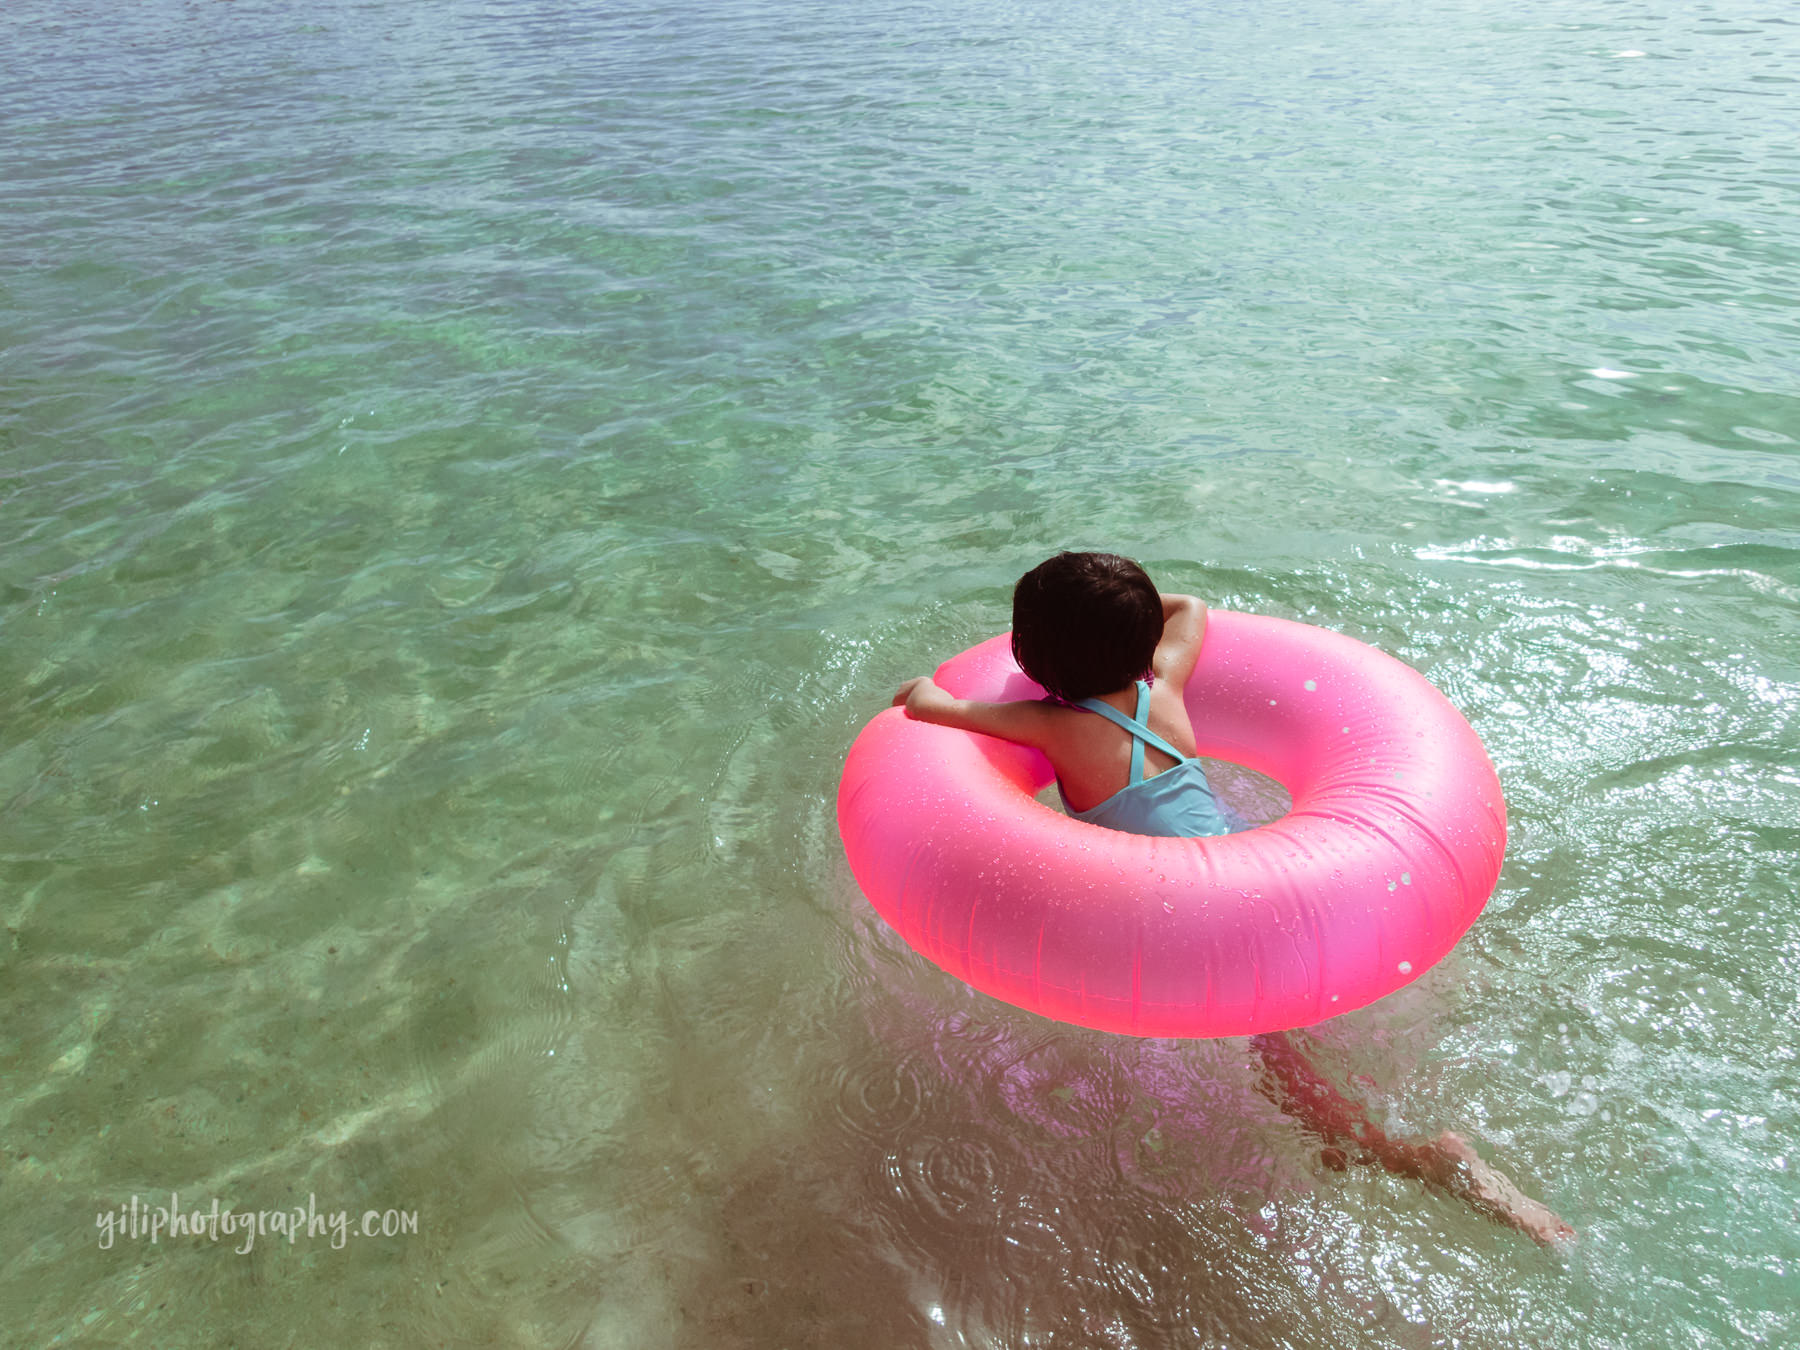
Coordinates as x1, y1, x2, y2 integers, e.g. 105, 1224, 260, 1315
892, 676, 1057, 749
1152, 593, 1208, 686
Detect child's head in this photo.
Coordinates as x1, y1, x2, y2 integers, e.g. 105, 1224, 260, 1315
1011, 551, 1162, 701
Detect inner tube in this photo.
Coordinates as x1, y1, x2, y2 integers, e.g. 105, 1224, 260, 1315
838, 612, 1506, 1038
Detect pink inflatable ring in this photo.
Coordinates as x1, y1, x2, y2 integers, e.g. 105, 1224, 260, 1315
838, 612, 1506, 1038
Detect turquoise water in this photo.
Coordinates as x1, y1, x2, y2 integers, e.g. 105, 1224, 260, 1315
3, 0, 1796, 1343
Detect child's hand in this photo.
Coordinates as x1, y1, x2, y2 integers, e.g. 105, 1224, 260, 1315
892, 676, 935, 711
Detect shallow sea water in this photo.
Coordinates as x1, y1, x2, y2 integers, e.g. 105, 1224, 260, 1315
3, 0, 1797, 1345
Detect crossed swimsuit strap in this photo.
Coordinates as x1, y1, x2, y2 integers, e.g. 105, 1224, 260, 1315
1073, 680, 1191, 783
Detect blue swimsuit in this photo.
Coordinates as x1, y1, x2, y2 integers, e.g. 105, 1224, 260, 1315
1059, 681, 1233, 839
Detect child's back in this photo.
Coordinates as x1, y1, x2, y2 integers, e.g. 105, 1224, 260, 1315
1048, 677, 1231, 837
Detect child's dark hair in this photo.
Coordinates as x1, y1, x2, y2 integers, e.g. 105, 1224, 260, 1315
1011, 552, 1162, 701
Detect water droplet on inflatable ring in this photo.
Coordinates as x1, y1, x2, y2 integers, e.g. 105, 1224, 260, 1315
1397, 960, 1413, 974
1304, 679, 1317, 691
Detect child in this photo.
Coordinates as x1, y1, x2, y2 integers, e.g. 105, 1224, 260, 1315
893, 550, 1574, 1245
892, 551, 1232, 839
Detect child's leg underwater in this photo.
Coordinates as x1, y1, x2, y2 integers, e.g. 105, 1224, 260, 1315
1249, 1031, 1575, 1247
